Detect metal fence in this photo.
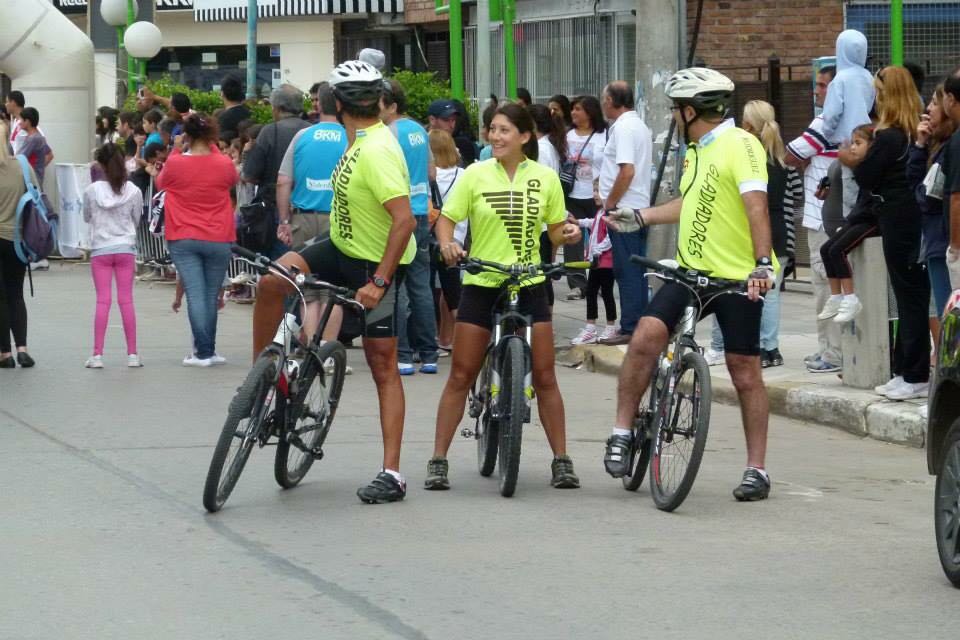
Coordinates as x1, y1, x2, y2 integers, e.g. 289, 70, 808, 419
846, 1, 960, 92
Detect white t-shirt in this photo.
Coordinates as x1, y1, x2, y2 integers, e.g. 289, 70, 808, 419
598, 110, 652, 209
565, 129, 605, 200
436, 165, 468, 244
536, 137, 561, 173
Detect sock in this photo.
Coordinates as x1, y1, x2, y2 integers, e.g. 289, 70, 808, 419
747, 466, 769, 482
383, 468, 404, 483
612, 427, 632, 438
829, 294, 843, 302
843, 293, 859, 303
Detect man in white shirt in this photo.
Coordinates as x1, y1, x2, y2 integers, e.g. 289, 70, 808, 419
598, 81, 653, 345
785, 66, 842, 373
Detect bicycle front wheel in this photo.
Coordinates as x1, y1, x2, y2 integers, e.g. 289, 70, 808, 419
275, 341, 347, 489
649, 351, 711, 511
203, 353, 278, 512
498, 338, 527, 498
473, 356, 499, 477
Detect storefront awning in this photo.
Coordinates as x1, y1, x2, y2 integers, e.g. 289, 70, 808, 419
193, 0, 404, 22
51, 0, 194, 14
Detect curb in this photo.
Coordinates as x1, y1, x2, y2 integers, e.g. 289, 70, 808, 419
558, 344, 926, 448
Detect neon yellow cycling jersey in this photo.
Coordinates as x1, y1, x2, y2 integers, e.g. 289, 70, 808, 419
676, 119, 778, 280
442, 158, 567, 287
330, 121, 416, 265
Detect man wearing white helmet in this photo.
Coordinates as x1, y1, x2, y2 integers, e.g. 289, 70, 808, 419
253, 60, 418, 504
603, 67, 777, 501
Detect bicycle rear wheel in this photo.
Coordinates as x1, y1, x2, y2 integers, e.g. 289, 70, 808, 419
649, 351, 711, 511
498, 338, 527, 498
622, 374, 657, 491
203, 353, 278, 512
275, 341, 347, 489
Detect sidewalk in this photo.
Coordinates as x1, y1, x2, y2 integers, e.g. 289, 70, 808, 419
549, 280, 927, 448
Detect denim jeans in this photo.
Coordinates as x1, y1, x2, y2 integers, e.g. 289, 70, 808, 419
168, 239, 232, 359
928, 256, 951, 318
397, 216, 439, 364
711, 274, 781, 351
609, 227, 649, 334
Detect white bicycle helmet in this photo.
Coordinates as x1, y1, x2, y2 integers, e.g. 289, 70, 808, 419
328, 60, 383, 105
665, 67, 735, 115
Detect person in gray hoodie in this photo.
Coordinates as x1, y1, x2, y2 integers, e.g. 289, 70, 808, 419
821, 29, 876, 146
82, 143, 144, 369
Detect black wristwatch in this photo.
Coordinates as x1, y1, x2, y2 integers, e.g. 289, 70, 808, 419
370, 274, 390, 289
755, 256, 773, 268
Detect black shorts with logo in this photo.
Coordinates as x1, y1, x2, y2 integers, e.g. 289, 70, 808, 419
299, 237, 405, 339
457, 283, 552, 331
643, 281, 763, 356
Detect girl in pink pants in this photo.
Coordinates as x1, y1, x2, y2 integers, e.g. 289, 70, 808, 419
83, 143, 144, 368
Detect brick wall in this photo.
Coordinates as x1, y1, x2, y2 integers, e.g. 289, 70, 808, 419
405, 0, 446, 25
687, 0, 844, 80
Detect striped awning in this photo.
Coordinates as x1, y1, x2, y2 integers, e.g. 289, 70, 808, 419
193, 0, 403, 21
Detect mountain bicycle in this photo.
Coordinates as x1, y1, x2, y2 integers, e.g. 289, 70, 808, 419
202, 245, 365, 513
618, 254, 749, 511
459, 257, 590, 497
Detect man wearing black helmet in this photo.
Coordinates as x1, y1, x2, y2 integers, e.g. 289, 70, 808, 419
253, 60, 417, 504
602, 67, 777, 502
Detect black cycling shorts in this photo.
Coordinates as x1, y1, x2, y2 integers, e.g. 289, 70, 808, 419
299, 237, 405, 339
643, 280, 763, 356
457, 283, 552, 331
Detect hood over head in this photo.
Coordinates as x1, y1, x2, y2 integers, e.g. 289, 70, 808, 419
836, 29, 868, 70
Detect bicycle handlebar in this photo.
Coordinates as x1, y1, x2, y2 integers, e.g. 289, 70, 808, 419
458, 257, 592, 278
230, 245, 357, 299
629, 254, 746, 293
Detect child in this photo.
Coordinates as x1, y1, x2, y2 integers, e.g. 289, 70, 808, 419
818, 124, 880, 324
570, 210, 617, 344
821, 30, 875, 147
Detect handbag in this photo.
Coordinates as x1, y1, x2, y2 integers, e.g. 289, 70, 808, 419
559, 131, 595, 197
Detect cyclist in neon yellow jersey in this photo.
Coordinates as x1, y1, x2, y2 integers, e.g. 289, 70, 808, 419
425, 103, 584, 491
603, 68, 777, 501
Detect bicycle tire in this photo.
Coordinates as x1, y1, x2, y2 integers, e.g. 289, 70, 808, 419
649, 350, 711, 511
498, 338, 527, 497
474, 355, 499, 477
275, 341, 347, 489
622, 373, 658, 491
934, 418, 960, 588
203, 354, 278, 512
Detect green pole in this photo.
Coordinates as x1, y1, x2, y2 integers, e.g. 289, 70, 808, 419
247, 0, 258, 99
890, 0, 904, 65
449, 0, 464, 100
126, 0, 137, 91
503, 0, 517, 100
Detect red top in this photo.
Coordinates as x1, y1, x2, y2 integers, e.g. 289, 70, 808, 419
156, 147, 238, 243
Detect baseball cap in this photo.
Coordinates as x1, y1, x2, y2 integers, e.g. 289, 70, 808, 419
357, 48, 386, 71
427, 99, 460, 119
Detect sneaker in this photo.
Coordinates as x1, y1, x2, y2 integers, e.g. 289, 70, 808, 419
599, 325, 619, 342
874, 375, 904, 395
183, 355, 214, 367
571, 326, 598, 345
357, 471, 406, 504
817, 296, 843, 320
29, 259, 49, 271
806, 357, 841, 373
127, 354, 143, 368
551, 455, 581, 489
598, 331, 632, 346
424, 457, 450, 490
398, 362, 415, 376
803, 351, 821, 366
733, 468, 771, 501
324, 357, 353, 376
762, 349, 783, 368
565, 289, 584, 300
420, 363, 438, 374
85, 355, 104, 369
438, 344, 453, 358
883, 379, 929, 401
833, 297, 863, 323
210, 354, 227, 366
704, 348, 725, 366
603, 433, 633, 478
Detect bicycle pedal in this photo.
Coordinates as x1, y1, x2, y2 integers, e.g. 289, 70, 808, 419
310, 447, 325, 460
460, 428, 475, 438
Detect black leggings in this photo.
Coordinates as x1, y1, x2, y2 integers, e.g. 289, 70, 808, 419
820, 221, 879, 279
586, 267, 617, 322
0, 239, 27, 353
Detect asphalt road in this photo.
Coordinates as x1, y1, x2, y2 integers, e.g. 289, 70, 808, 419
1, 264, 957, 639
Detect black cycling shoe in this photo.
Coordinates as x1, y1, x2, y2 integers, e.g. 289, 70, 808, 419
17, 352, 35, 368
424, 457, 450, 490
733, 468, 771, 501
551, 455, 580, 488
357, 471, 406, 504
604, 434, 633, 478
761, 349, 783, 369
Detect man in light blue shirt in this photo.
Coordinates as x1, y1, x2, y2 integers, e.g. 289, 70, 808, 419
381, 79, 438, 373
